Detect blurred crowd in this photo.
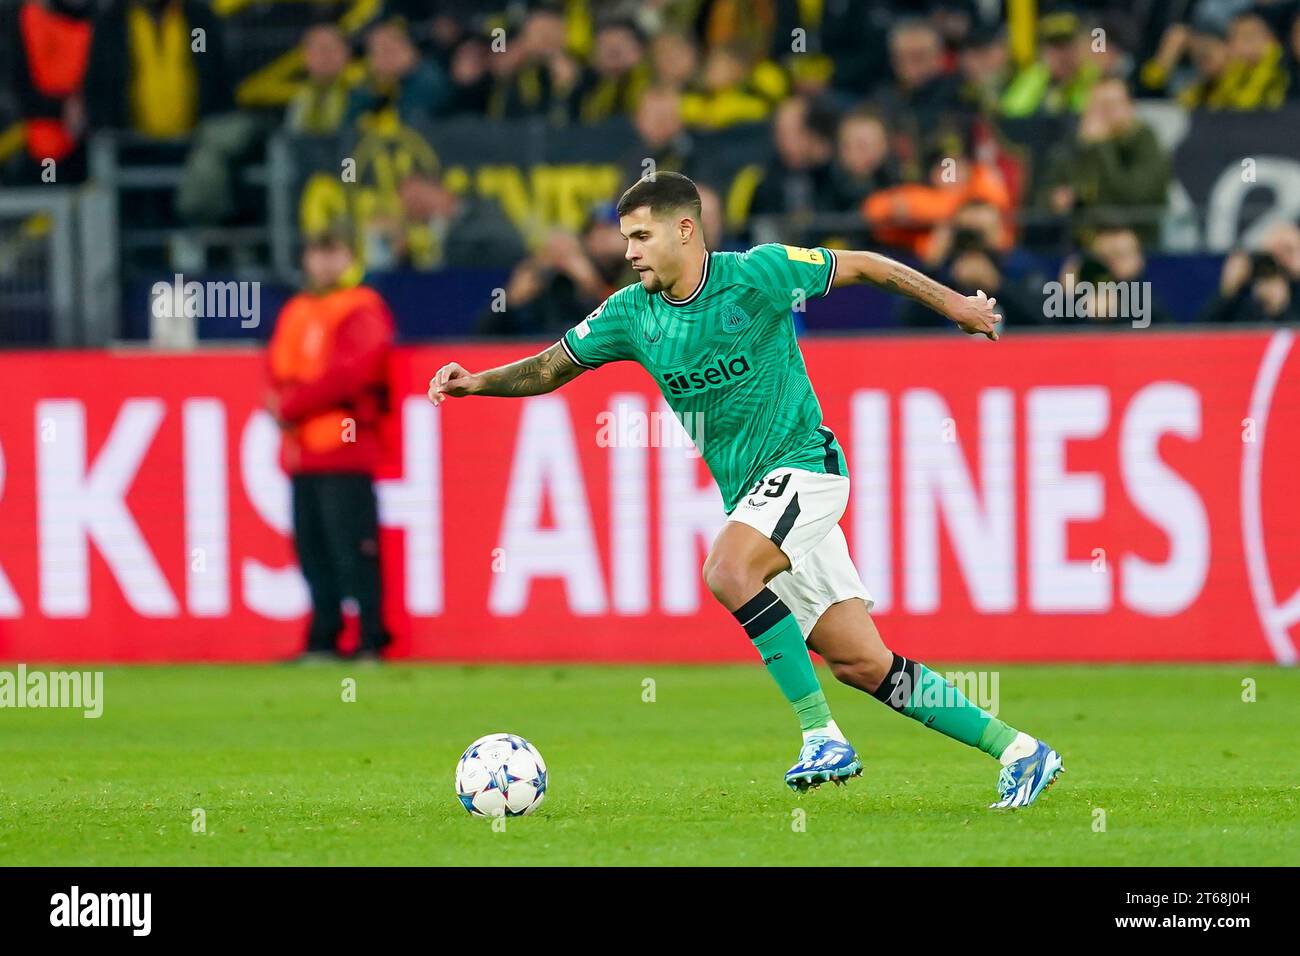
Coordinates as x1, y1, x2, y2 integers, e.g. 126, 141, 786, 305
3, 0, 1300, 333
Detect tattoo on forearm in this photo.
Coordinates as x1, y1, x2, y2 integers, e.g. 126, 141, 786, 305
476, 342, 583, 397
882, 263, 949, 311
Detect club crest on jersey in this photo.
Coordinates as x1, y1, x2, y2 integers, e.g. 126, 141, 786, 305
721, 302, 751, 332
661, 353, 752, 396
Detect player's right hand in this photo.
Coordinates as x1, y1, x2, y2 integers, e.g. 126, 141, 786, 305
428, 362, 478, 405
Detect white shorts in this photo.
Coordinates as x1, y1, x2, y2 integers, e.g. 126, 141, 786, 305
728, 467, 874, 639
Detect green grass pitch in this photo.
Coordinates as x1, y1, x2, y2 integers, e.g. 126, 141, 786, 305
2, 663, 1297, 866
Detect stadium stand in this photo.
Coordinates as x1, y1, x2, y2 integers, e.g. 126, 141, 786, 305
1, 0, 1299, 345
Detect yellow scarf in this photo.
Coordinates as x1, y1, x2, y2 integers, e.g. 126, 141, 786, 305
128, 2, 198, 137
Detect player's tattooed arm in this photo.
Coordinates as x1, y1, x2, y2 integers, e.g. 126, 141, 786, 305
473, 342, 586, 396
831, 249, 1002, 341
427, 342, 586, 404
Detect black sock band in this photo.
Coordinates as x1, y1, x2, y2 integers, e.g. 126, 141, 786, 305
872, 652, 920, 710
732, 587, 791, 640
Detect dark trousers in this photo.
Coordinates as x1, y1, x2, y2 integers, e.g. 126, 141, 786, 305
291, 473, 389, 652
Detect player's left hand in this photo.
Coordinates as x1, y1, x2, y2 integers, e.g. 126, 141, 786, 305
952, 289, 1002, 341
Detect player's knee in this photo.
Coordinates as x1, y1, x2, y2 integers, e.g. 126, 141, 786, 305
830, 655, 891, 694
702, 557, 760, 609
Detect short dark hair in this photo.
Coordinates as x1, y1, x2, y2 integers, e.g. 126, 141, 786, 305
1251, 252, 1282, 281
304, 216, 355, 249
616, 171, 701, 221
804, 99, 840, 146
597, 17, 645, 44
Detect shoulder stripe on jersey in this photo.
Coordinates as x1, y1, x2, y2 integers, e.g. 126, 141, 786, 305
560, 334, 597, 370
822, 248, 837, 298
661, 251, 711, 306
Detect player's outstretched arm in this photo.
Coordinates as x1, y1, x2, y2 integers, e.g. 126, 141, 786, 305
427, 341, 586, 405
831, 249, 1002, 341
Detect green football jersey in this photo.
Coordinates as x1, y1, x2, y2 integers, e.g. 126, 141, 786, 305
561, 242, 848, 513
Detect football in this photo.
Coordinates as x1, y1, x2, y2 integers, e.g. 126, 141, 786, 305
455, 733, 548, 817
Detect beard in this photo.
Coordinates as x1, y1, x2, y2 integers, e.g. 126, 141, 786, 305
638, 269, 664, 292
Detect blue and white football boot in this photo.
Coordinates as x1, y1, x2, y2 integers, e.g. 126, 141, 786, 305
989, 737, 1064, 809
785, 731, 863, 792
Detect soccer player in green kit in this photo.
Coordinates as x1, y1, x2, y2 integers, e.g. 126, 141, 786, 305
429, 173, 1064, 809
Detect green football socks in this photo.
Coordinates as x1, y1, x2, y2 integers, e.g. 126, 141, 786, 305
734, 590, 1018, 757
871, 652, 1019, 759
734, 587, 832, 733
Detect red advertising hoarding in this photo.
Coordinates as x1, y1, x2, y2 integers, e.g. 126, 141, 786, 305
0, 328, 1296, 663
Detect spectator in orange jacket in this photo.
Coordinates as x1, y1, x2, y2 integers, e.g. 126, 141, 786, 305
267, 224, 396, 662
862, 136, 1012, 258
6, 0, 94, 180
